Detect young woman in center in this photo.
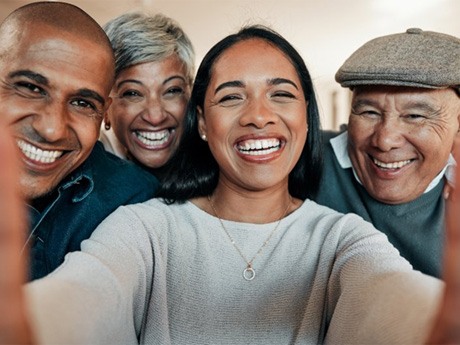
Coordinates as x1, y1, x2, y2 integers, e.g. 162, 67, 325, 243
19, 26, 456, 344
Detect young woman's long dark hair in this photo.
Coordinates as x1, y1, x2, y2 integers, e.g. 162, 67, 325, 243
156, 25, 322, 203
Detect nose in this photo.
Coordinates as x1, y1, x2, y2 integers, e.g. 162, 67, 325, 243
239, 97, 278, 129
32, 100, 70, 142
370, 117, 405, 152
140, 96, 168, 125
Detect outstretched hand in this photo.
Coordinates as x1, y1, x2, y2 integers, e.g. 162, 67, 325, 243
0, 121, 34, 344
427, 136, 460, 344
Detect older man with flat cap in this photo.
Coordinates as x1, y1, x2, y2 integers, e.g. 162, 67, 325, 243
315, 28, 460, 278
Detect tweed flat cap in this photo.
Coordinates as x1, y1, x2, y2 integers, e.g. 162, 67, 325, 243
335, 28, 460, 91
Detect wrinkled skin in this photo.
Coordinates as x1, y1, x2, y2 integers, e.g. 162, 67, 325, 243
348, 86, 460, 204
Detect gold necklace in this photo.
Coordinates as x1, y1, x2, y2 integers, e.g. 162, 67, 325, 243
207, 195, 292, 281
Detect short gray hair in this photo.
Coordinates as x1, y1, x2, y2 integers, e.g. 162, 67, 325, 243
104, 12, 195, 84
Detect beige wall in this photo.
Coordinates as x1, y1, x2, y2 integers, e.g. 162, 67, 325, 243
1, 0, 459, 129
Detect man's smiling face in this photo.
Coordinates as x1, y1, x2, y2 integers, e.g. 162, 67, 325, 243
0, 22, 113, 199
347, 85, 460, 204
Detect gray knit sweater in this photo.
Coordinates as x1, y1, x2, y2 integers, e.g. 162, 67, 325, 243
315, 130, 445, 277
27, 199, 442, 344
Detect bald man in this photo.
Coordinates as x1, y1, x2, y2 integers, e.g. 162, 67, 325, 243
0, 1, 159, 280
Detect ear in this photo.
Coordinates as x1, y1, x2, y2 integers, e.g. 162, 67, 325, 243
453, 112, 460, 142
197, 106, 207, 140
103, 97, 113, 128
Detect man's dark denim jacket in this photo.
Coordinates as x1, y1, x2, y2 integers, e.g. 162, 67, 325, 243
26, 141, 159, 281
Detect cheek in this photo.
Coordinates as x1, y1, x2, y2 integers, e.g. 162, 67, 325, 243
296, 119, 308, 144
112, 101, 138, 122
164, 99, 188, 121
204, 109, 232, 137
110, 104, 138, 136
414, 131, 450, 159
75, 119, 101, 150
347, 120, 371, 149
1, 97, 34, 124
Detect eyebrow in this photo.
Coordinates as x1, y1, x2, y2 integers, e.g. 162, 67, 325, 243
214, 80, 244, 95
116, 79, 142, 89
352, 99, 441, 114
9, 69, 105, 106
8, 70, 49, 86
269, 77, 299, 90
117, 75, 187, 90
77, 89, 106, 107
163, 75, 187, 85
351, 99, 378, 108
403, 101, 441, 114
214, 78, 298, 95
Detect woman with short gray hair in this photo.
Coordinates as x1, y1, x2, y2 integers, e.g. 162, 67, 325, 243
100, 12, 195, 176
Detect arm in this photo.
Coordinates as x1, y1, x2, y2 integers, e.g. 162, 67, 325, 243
25, 205, 155, 344
0, 122, 34, 343
0, 120, 153, 344
427, 137, 460, 344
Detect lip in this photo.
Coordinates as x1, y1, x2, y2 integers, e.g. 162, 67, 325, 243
368, 154, 415, 179
17, 139, 68, 173
234, 134, 285, 163
132, 128, 176, 150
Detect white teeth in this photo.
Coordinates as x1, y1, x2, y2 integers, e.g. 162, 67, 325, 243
136, 130, 171, 147
237, 139, 281, 156
17, 140, 63, 164
373, 158, 412, 169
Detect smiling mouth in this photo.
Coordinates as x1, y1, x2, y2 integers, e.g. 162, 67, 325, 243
135, 129, 172, 147
17, 140, 64, 164
373, 157, 412, 169
236, 138, 282, 156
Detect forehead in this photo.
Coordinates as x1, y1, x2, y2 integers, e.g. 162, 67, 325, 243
352, 85, 459, 106
210, 38, 299, 81
119, 54, 188, 80
1, 23, 113, 92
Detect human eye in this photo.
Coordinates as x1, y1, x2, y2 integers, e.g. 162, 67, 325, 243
351, 106, 380, 117
164, 86, 184, 97
121, 89, 142, 98
217, 93, 244, 107
117, 89, 143, 104
70, 99, 102, 118
13, 81, 46, 97
404, 113, 427, 122
271, 90, 296, 103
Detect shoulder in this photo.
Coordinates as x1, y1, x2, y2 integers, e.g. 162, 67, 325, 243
295, 200, 382, 242
82, 142, 159, 201
99, 199, 198, 246
99, 128, 127, 159
120, 199, 202, 225
89, 142, 157, 182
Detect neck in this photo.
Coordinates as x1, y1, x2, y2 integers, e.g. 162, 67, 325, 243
208, 183, 295, 224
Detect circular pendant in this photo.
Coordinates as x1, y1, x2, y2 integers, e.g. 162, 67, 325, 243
243, 267, 255, 281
